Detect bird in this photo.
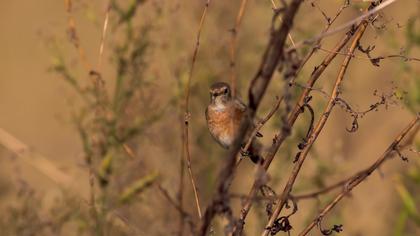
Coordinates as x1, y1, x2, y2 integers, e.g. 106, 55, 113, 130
205, 82, 262, 163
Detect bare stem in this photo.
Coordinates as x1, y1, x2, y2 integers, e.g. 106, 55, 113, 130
261, 17, 370, 236
199, 1, 304, 235
234, 12, 365, 235
229, 0, 248, 97
289, 0, 399, 50
298, 114, 420, 236
97, 2, 111, 71
182, 0, 213, 220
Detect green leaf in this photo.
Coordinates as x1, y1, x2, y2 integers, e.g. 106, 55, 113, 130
406, 17, 420, 46
395, 182, 420, 224
98, 151, 114, 183
393, 209, 409, 236
407, 167, 420, 184
119, 171, 159, 204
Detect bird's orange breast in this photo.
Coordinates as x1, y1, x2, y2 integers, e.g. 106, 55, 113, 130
206, 104, 244, 148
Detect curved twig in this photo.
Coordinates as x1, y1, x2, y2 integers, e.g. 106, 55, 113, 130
183, 0, 213, 219
298, 115, 420, 236
261, 17, 370, 236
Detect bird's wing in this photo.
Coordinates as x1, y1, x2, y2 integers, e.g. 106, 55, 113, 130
233, 98, 247, 112
233, 98, 265, 137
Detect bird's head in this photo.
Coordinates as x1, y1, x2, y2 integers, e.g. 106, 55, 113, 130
209, 82, 232, 106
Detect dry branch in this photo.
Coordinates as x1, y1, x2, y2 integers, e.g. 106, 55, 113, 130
229, 0, 248, 96
183, 0, 213, 220
288, 1, 348, 85
261, 18, 370, 236
237, 96, 284, 167
289, 0, 400, 50
298, 114, 420, 236
248, 0, 304, 112
0, 128, 73, 187
234, 12, 368, 236
199, 1, 305, 235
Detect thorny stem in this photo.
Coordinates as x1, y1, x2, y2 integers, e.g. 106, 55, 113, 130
183, 0, 212, 220
298, 114, 420, 236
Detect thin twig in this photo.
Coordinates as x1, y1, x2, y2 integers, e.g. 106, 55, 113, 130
200, 1, 305, 235
236, 96, 284, 168
270, 0, 296, 47
317, 46, 420, 63
178, 109, 186, 236
292, 123, 418, 201
298, 114, 420, 236
235, 10, 365, 234
183, 0, 212, 220
65, 0, 91, 71
229, 0, 248, 97
97, 2, 111, 71
157, 185, 196, 235
261, 17, 370, 236
288, 0, 348, 85
289, 0, 399, 50
291, 178, 351, 200
122, 144, 136, 159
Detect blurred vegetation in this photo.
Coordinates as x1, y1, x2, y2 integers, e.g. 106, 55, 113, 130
0, 0, 419, 236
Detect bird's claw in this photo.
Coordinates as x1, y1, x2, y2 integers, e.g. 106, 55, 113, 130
240, 148, 251, 157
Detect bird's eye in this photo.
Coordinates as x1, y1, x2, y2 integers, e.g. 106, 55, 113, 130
223, 88, 228, 94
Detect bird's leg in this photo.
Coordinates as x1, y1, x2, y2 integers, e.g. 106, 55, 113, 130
240, 143, 251, 157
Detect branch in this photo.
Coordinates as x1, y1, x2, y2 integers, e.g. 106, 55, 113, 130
298, 114, 420, 236
229, 0, 248, 96
289, 0, 400, 50
157, 185, 196, 235
234, 8, 369, 234
261, 16, 370, 236
248, 0, 304, 112
183, 0, 213, 220
237, 96, 283, 167
288, 1, 349, 85
199, 1, 305, 235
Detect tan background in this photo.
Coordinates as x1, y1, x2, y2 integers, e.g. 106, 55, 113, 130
0, 0, 419, 235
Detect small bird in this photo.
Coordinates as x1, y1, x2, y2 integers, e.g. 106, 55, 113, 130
205, 82, 262, 163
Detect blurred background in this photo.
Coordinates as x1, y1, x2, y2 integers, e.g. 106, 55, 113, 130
0, 0, 419, 235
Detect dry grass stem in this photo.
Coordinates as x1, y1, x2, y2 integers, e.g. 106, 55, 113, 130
183, 0, 213, 220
